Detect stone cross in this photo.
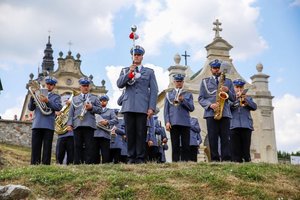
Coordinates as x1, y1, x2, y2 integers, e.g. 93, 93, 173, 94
68, 41, 73, 51
213, 19, 222, 38
181, 51, 190, 66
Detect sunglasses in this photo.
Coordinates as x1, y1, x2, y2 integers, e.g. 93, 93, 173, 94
46, 83, 54, 86
81, 85, 89, 87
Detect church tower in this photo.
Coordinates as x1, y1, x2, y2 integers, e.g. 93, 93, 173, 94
41, 36, 54, 73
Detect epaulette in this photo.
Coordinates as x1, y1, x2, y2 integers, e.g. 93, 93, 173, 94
89, 94, 98, 98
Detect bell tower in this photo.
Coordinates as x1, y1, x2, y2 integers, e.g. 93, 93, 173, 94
41, 35, 54, 73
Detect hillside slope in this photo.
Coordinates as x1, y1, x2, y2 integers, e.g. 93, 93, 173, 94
0, 143, 299, 200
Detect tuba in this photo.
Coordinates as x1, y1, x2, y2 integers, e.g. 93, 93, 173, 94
214, 72, 229, 120
55, 90, 80, 134
28, 80, 52, 115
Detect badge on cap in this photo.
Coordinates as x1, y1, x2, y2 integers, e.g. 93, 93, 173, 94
233, 79, 246, 86
209, 59, 222, 68
130, 45, 145, 55
45, 76, 57, 85
79, 77, 91, 85
173, 74, 185, 81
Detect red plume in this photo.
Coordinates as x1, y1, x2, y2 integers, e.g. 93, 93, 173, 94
129, 32, 139, 40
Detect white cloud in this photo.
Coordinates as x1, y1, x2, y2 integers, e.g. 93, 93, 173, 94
0, 96, 24, 120
105, 64, 169, 109
289, 0, 300, 7
134, 0, 267, 61
0, 0, 268, 67
275, 77, 284, 83
274, 94, 300, 153
0, 0, 133, 65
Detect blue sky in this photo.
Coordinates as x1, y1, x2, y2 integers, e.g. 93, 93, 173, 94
0, 0, 299, 153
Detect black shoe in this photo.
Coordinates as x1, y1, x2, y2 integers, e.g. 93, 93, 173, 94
127, 159, 135, 164
135, 159, 145, 164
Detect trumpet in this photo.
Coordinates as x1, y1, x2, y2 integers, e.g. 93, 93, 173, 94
173, 88, 183, 106
239, 89, 248, 107
78, 95, 90, 120
96, 114, 116, 133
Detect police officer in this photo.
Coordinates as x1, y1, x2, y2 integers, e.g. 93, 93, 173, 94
67, 77, 102, 164
146, 115, 158, 162
94, 95, 118, 164
28, 76, 62, 165
189, 117, 202, 162
230, 79, 257, 162
164, 74, 194, 162
198, 59, 235, 162
109, 109, 125, 164
155, 116, 168, 163
116, 98, 128, 163
117, 45, 158, 164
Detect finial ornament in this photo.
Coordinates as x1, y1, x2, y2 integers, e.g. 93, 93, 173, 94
256, 63, 263, 73
174, 53, 181, 65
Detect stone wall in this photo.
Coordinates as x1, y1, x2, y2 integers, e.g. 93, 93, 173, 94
0, 119, 57, 150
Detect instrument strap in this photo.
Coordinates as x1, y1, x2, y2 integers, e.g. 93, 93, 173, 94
71, 93, 90, 108
203, 78, 217, 95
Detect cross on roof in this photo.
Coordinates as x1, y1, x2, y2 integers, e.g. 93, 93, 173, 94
181, 50, 190, 66
47, 30, 52, 43
68, 41, 73, 51
213, 19, 222, 38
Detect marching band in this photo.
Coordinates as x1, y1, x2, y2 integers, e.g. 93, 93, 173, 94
27, 26, 256, 165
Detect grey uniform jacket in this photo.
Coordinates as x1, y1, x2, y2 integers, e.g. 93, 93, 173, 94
111, 118, 126, 149
164, 89, 194, 127
116, 66, 158, 114
198, 76, 235, 118
28, 93, 62, 130
94, 108, 118, 139
67, 93, 102, 130
190, 117, 202, 146
230, 96, 257, 130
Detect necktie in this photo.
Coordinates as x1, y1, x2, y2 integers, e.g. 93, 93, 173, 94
215, 76, 219, 85
135, 67, 139, 73
83, 94, 86, 100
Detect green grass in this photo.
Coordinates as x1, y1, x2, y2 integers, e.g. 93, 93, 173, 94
1, 143, 300, 200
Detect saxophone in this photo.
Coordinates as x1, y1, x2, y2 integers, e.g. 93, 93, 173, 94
214, 72, 229, 120
55, 90, 80, 134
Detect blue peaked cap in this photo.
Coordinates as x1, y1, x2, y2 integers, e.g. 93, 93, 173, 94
79, 77, 91, 85
99, 94, 109, 101
209, 59, 222, 68
45, 76, 57, 84
233, 79, 246, 86
130, 45, 145, 55
173, 74, 185, 81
